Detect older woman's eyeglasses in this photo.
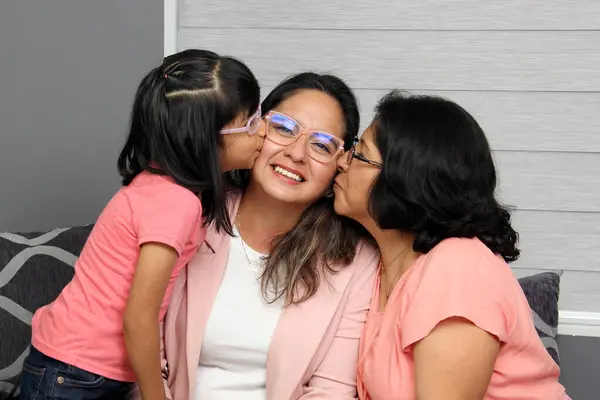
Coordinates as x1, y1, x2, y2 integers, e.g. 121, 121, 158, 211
265, 111, 345, 163
346, 139, 382, 168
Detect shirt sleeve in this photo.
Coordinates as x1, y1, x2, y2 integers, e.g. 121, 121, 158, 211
133, 186, 202, 256
400, 238, 514, 351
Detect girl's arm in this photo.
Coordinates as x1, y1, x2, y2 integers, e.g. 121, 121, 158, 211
413, 317, 500, 400
124, 242, 178, 400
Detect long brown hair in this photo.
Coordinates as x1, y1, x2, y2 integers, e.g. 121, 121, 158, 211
229, 72, 367, 306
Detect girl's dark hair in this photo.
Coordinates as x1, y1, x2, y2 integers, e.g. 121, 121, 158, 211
230, 72, 365, 305
118, 49, 260, 234
369, 90, 520, 262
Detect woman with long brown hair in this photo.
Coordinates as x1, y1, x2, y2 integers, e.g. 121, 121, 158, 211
151, 72, 379, 400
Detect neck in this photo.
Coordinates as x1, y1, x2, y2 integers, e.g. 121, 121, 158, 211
368, 224, 418, 277
236, 181, 308, 253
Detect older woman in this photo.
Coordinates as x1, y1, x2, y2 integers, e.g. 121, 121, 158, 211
153, 73, 379, 400
333, 91, 569, 400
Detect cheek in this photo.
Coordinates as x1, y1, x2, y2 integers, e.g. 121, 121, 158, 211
251, 141, 283, 180
349, 170, 375, 211
243, 134, 260, 151
310, 161, 337, 191
253, 141, 278, 166
223, 136, 253, 163
219, 135, 233, 150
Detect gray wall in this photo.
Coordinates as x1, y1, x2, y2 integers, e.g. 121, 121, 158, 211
0, 0, 164, 232
176, 0, 600, 397
177, 0, 600, 315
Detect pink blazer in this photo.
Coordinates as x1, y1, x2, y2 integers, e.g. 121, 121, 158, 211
156, 194, 379, 400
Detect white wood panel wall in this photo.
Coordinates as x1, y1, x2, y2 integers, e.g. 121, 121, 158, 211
177, 1, 600, 313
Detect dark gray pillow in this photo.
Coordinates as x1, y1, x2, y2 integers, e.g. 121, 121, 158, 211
517, 271, 561, 365
0, 225, 93, 400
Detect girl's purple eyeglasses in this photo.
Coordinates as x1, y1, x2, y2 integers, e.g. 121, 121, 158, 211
220, 106, 262, 135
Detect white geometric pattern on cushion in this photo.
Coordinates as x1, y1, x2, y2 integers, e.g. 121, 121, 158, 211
0, 225, 93, 400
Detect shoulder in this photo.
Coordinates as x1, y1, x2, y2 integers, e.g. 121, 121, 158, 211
342, 240, 380, 293
403, 237, 515, 304
127, 172, 202, 210
423, 237, 506, 275
325, 241, 379, 328
315, 240, 379, 296
225, 189, 243, 204
400, 238, 518, 316
352, 241, 380, 271
335, 240, 380, 278
224, 189, 243, 214
398, 238, 517, 346
429, 237, 493, 257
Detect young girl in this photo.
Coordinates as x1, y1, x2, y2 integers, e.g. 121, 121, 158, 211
19, 49, 264, 400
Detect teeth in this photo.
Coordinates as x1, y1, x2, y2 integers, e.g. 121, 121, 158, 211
273, 166, 303, 182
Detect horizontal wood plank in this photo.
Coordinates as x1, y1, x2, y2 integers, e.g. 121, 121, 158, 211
494, 151, 599, 213
180, 0, 600, 30
513, 269, 600, 313
179, 29, 600, 91
343, 89, 600, 153
510, 210, 600, 273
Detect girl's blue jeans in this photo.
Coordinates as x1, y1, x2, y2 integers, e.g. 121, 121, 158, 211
19, 346, 134, 400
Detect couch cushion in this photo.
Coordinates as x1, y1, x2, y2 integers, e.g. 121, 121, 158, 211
0, 225, 92, 400
518, 271, 561, 365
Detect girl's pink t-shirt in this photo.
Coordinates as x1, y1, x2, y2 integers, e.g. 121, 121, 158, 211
357, 238, 569, 400
31, 171, 206, 382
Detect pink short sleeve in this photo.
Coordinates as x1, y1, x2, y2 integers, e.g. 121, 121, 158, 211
400, 238, 513, 351
134, 187, 202, 255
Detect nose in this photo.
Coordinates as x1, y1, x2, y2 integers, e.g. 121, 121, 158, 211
283, 134, 308, 162
337, 150, 349, 173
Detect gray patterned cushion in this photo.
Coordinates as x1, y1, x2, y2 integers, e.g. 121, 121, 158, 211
518, 271, 561, 365
0, 225, 93, 400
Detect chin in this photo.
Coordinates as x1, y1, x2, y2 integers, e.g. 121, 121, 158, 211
333, 197, 349, 217
262, 183, 306, 204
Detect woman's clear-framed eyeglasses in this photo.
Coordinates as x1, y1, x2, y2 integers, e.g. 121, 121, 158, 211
220, 106, 262, 135
265, 111, 345, 163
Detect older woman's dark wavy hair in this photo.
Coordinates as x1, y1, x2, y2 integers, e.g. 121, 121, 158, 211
118, 49, 260, 235
230, 72, 364, 305
368, 90, 520, 262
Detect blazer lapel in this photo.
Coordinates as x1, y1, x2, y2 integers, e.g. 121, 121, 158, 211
185, 193, 242, 395
266, 267, 355, 400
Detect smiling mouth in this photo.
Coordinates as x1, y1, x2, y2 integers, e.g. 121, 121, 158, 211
272, 165, 305, 182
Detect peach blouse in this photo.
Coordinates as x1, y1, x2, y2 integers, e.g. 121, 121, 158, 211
357, 238, 569, 400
